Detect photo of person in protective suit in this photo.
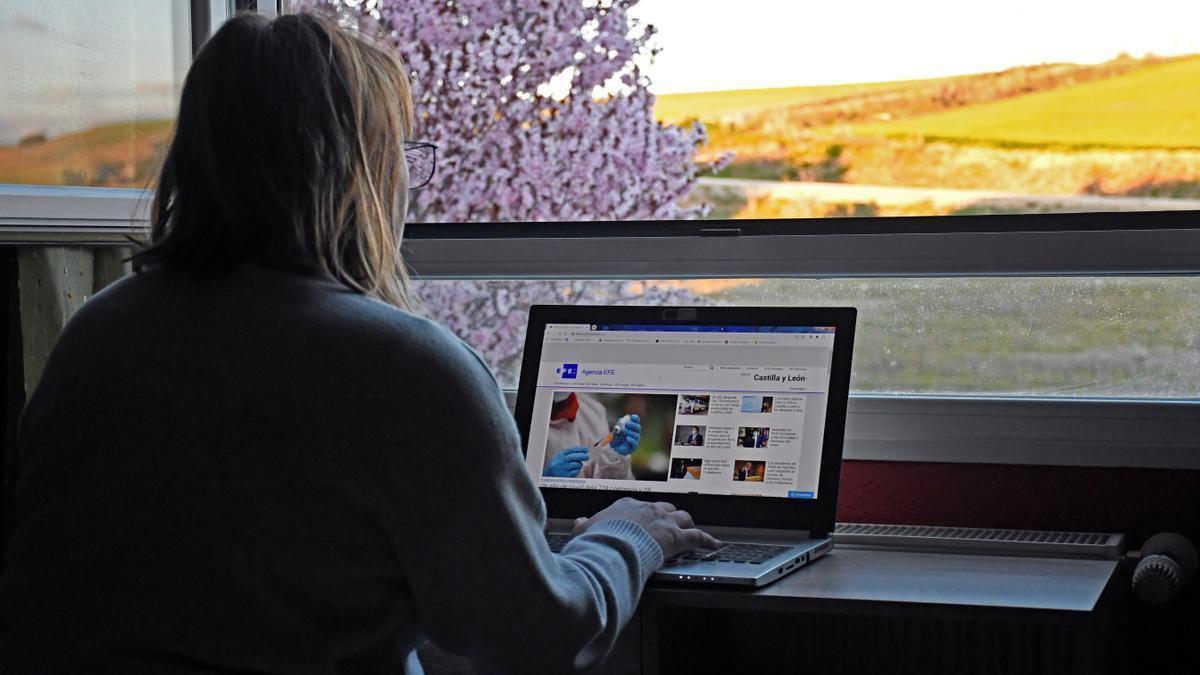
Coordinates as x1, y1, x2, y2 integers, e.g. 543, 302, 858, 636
543, 392, 642, 479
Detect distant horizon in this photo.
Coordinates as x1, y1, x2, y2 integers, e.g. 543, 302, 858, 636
6, 50, 1195, 146
649, 52, 1198, 98
0, 1, 181, 146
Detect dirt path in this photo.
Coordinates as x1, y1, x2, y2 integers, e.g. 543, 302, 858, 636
698, 177, 1200, 214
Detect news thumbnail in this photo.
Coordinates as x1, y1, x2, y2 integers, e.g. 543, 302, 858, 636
733, 460, 766, 482
542, 391, 676, 481
741, 395, 773, 413
674, 424, 706, 447
669, 457, 703, 480
737, 427, 770, 449
677, 394, 709, 416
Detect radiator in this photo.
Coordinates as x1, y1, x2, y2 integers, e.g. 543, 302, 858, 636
835, 522, 1126, 559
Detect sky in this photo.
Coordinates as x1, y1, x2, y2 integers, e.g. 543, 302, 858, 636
2, 0, 1199, 144
0, 0, 184, 144
631, 0, 1200, 94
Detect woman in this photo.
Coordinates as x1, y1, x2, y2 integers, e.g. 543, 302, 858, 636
0, 12, 716, 673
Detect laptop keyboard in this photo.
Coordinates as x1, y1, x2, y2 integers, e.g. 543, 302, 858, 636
546, 532, 789, 564
670, 543, 791, 564
546, 532, 573, 552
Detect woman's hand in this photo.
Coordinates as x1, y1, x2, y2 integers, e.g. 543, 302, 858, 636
572, 497, 720, 560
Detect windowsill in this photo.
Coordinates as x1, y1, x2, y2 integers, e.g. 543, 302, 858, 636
842, 395, 1200, 469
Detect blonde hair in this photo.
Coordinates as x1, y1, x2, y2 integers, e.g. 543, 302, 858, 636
133, 11, 417, 309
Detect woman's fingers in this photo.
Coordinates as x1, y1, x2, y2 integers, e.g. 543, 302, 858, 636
572, 516, 592, 535
670, 509, 695, 529
684, 527, 723, 550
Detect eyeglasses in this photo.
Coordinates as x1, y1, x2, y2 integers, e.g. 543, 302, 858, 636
404, 141, 437, 191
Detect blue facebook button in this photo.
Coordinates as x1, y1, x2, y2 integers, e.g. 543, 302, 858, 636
787, 490, 815, 499
558, 363, 578, 379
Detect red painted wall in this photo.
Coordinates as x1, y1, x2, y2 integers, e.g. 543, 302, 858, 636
836, 460, 1200, 547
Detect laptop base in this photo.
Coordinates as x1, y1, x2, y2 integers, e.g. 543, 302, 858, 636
547, 520, 833, 587
654, 538, 831, 587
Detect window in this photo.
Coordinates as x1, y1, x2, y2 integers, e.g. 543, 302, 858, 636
413, 277, 1200, 399
395, 0, 1200, 225
645, 0, 1200, 222
0, 0, 191, 188
3, 1, 1198, 469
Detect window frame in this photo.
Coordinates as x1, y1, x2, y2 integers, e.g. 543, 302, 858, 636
2, 1, 1198, 470
0, 185, 150, 245
402, 211, 1200, 278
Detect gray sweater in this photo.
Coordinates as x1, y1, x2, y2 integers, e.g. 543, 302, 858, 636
0, 265, 662, 674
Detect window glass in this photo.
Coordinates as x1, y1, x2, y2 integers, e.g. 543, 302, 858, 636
386, 0, 1200, 222
414, 277, 1200, 398
0, 1, 189, 187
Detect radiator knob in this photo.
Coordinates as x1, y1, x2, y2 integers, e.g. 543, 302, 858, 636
1133, 554, 1183, 606
1132, 533, 1197, 607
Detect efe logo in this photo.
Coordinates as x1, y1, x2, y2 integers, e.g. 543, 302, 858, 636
557, 363, 578, 379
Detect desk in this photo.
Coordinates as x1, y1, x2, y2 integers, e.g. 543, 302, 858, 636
625, 547, 1124, 675
418, 547, 1124, 674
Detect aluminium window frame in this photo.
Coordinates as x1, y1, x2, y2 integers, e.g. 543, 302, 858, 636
403, 211, 1200, 278
2, 0, 1199, 470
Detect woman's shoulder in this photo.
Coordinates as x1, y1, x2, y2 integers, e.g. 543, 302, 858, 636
78, 267, 490, 382
328, 294, 510, 422
320, 289, 471, 361
317, 285, 501, 391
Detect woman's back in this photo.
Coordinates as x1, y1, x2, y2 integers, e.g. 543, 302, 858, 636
0, 11, 715, 671
0, 266, 468, 672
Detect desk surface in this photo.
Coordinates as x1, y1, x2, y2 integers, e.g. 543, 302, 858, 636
647, 547, 1119, 614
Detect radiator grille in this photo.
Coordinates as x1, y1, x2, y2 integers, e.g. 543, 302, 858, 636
834, 523, 1124, 559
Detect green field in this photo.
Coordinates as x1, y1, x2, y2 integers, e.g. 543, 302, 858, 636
653, 76, 946, 123
857, 57, 1200, 149
703, 277, 1200, 396
422, 277, 1200, 398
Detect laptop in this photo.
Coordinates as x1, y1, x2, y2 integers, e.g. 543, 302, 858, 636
514, 305, 856, 587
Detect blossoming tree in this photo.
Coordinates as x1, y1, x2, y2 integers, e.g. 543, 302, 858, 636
326, 0, 724, 383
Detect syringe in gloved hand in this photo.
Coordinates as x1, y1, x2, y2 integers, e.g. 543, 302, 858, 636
592, 414, 634, 449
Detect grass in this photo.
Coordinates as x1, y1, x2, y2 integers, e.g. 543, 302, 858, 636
674, 56, 1200, 197
700, 277, 1200, 396
856, 56, 1200, 150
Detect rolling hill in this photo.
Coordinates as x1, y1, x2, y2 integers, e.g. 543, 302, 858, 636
653, 78, 940, 124
654, 57, 1176, 133
0, 119, 173, 187
856, 56, 1200, 149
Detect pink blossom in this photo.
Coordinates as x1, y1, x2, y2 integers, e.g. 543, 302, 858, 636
301, 0, 730, 383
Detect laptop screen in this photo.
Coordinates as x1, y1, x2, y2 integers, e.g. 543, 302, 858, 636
522, 323, 837, 500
